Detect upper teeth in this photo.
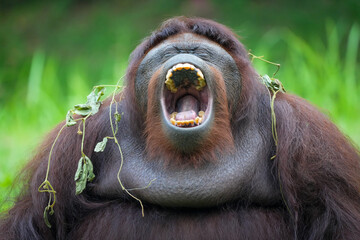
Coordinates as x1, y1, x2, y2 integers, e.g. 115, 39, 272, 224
165, 63, 206, 93
172, 63, 195, 71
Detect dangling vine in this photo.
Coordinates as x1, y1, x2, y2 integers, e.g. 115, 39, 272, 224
38, 76, 154, 227
248, 52, 285, 159
248, 52, 293, 220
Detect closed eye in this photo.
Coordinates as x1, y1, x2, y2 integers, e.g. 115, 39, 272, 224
162, 47, 178, 59
195, 48, 211, 60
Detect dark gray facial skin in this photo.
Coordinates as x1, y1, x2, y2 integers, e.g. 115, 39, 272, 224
136, 33, 243, 152
92, 33, 281, 208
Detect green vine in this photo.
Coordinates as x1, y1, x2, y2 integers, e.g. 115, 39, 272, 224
249, 52, 293, 220
248, 52, 285, 158
107, 81, 147, 217
38, 78, 154, 227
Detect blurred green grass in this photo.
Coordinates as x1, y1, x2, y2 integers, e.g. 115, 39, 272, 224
1, 1, 359, 212
251, 22, 360, 147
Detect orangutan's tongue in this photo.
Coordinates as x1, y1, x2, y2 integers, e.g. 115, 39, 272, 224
175, 95, 199, 121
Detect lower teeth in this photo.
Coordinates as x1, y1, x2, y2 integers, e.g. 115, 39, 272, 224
170, 112, 204, 127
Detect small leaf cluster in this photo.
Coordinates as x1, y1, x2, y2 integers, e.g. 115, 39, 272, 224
66, 86, 105, 125
70, 86, 105, 194
73, 87, 105, 116
261, 74, 286, 93
248, 52, 285, 156
39, 86, 107, 228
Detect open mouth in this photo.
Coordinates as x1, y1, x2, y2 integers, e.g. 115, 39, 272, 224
162, 63, 211, 128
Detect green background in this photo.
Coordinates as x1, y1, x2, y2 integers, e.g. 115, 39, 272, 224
1, 0, 359, 211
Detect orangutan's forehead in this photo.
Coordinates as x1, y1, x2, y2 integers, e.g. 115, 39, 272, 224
163, 33, 217, 44
151, 33, 223, 52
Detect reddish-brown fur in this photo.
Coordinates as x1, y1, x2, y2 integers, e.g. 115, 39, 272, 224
1, 17, 360, 240
274, 94, 360, 239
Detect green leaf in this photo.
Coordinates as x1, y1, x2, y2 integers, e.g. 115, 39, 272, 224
261, 74, 272, 88
87, 88, 105, 115
75, 165, 87, 195
74, 156, 96, 195
74, 103, 92, 116
272, 78, 286, 92
260, 74, 286, 93
94, 137, 108, 152
86, 91, 99, 114
73, 88, 105, 117
75, 157, 87, 194
86, 156, 95, 182
74, 157, 84, 181
43, 207, 52, 228
66, 110, 77, 127
94, 86, 105, 102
